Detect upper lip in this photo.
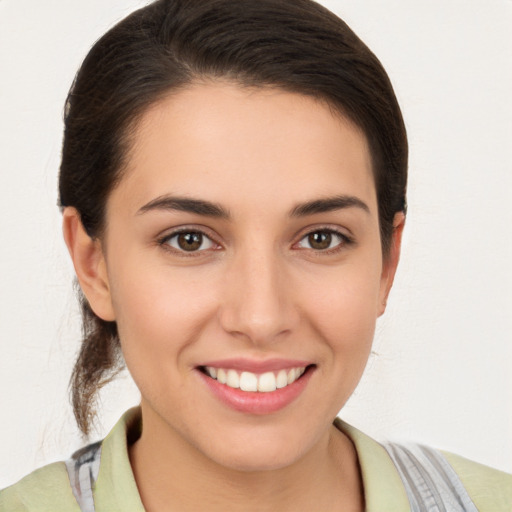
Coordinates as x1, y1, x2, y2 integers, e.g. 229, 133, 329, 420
198, 358, 313, 373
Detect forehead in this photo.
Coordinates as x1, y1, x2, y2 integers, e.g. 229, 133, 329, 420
115, 82, 377, 216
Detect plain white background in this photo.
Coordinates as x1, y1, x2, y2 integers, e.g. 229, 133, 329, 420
0, 0, 511, 488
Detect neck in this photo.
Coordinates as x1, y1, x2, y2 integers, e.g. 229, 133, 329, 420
129, 406, 364, 512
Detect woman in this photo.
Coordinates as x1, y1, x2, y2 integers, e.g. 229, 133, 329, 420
1, 0, 510, 510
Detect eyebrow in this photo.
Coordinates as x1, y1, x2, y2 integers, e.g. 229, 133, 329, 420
289, 195, 370, 217
137, 196, 230, 218
137, 193, 369, 219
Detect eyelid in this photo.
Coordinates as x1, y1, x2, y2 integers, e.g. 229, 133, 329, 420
157, 225, 222, 254
155, 224, 354, 256
293, 225, 355, 252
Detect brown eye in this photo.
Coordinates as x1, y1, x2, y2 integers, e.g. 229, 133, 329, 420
297, 230, 350, 251
165, 231, 215, 252
177, 232, 202, 251
307, 231, 332, 250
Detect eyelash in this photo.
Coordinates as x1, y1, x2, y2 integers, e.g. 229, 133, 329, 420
158, 228, 221, 256
294, 228, 354, 254
157, 226, 354, 256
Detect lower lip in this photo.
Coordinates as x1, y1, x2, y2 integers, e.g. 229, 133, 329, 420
198, 367, 314, 415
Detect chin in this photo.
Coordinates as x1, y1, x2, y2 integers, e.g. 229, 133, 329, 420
195, 423, 322, 473
213, 445, 304, 473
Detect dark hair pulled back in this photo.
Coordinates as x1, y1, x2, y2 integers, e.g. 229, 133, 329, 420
59, 0, 408, 435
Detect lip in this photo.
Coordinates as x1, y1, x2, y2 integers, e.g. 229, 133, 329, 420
198, 358, 312, 373
196, 360, 315, 415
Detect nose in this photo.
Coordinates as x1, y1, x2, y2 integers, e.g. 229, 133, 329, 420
218, 246, 300, 345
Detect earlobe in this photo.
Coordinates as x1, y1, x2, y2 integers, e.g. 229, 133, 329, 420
378, 212, 405, 316
62, 208, 116, 322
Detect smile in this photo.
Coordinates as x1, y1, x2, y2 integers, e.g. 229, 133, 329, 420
203, 366, 306, 392
198, 362, 314, 414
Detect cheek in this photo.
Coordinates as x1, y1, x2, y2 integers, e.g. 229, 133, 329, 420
107, 256, 220, 371
306, 256, 382, 319
302, 259, 383, 361
109, 269, 224, 418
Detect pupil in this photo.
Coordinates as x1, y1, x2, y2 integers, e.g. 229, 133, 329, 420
178, 232, 202, 251
309, 232, 331, 250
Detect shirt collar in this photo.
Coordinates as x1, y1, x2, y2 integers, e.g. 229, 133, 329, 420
335, 418, 410, 512
94, 408, 410, 511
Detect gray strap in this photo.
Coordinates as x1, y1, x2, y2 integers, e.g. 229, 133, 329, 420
384, 443, 479, 512
65, 441, 102, 512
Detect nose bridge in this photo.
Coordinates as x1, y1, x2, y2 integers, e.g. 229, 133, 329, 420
219, 241, 297, 344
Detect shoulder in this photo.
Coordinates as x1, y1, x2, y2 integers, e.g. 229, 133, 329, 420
385, 442, 511, 512
335, 418, 512, 512
442, 450, 512, 511
0, 408, 143, 512
0, 462, 81, 512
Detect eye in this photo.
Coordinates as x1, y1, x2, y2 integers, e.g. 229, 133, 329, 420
162, 230, 216, 252
296, 229, 350, 251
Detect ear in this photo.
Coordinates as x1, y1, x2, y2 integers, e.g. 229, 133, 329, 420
62, 207, 116, 321
378, 212, 405, 316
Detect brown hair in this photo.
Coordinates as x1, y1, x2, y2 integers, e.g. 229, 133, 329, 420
59, 0, 408, 435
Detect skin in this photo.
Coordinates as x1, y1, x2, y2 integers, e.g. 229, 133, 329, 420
63, 82, 404, 511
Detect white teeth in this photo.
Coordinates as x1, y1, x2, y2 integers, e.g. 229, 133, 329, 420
240, 371, 258, 391
226, 369, 239, 388
217, 368, 227, 384
204, 366, 307, 392
276, 370, 288, 389
287, 368, 297, 384
258, 372, 276, 392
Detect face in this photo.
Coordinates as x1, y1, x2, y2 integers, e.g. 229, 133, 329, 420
87, 83, 399, 471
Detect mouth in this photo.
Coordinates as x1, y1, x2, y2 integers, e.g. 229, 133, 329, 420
196, 363, 316, 414
198, 365, 312, 392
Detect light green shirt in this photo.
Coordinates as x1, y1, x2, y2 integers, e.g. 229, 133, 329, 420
1, 408, 511, 511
